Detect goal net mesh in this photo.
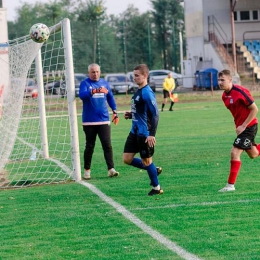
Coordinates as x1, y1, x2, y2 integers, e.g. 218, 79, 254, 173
0, 19, 80, 188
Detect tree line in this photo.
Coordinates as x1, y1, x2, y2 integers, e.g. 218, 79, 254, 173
7, 0, 184, 74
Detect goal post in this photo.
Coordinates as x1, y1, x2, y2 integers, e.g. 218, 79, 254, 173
0, 18, 82, 188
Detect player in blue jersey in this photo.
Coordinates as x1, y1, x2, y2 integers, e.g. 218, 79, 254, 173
123, 64, 163, 196
79, 63, 119, 180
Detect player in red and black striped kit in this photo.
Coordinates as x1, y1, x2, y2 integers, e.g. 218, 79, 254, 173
218, 69, 260, 192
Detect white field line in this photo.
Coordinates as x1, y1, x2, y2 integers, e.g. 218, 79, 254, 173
79, 180, 202, 260
132, 198, 260, 211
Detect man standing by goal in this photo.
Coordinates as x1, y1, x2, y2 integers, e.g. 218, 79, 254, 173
79, 63, 119, 180
218, 69, 260, 192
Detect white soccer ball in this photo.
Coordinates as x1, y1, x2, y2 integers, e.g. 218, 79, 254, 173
29, 23, 50, 43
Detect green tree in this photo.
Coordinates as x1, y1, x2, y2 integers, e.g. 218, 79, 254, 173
43, 0, 75, 25
9, 0, 74, 39
115, 6, 156, 72
11, 3, 47, 38
77, 0, 106, 63
150, 0, 184, 70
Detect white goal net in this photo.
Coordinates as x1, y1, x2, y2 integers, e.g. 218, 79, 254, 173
0, 18, 81, 188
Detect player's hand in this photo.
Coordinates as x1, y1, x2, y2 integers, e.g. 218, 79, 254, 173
236, 125, 246, 135
124, 111, 132, 120
92, 87, 108, 95
112, 111, 119, 125
145, 136, 156, 148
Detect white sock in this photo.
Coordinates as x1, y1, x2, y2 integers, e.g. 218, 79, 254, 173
153, 185, 160, 190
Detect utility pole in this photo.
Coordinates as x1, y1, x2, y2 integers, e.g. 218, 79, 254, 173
123, 19, 127, 73
147, 16, 152, 68
177, 20, 184, 75
172, 19, 177, 71
230, 0, 237, 73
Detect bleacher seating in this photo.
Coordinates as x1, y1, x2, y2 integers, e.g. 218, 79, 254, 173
241, 40, 260, 79
251, 50, 258, 56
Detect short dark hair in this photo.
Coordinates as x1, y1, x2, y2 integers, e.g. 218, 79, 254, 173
133, 64, 149, 75
218, 69, 231, 78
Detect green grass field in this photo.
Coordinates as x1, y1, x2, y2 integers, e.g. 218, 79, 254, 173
1, 93, 260, 259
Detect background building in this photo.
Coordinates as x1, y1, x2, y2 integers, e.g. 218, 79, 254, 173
183, 0, 260, 87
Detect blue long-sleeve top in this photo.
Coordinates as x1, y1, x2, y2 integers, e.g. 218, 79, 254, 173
130, 85, 159, 137
79, 77, 117, 125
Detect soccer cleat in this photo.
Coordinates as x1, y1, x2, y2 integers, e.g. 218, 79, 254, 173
108, 168, 119, 178
148, 188, 164, 196
218, 184, 235, 192
169, 108, 173, 111
83, 172, 91, 180
156, 167, 162, 176
150, 167, 163, 186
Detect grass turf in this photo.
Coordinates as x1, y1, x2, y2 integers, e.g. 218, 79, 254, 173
1, 94, 260, 259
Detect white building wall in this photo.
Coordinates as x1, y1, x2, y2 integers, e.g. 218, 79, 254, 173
204, 43, 225, 71
185, 0, 204, 59
184, 0, 260, 79
203, 0, 231, 43
0, 0, 8, 43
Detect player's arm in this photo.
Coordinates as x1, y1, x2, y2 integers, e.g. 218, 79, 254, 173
243, 102, 258, 127
146, 107, 158, 147
237, 102, 258, 135
79, 80, 92, 100
144, 92, 159, 136
105, 82, 119, 125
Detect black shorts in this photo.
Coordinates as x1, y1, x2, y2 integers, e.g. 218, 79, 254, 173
163, 89, 170, 98
233, 124, 258, 150
124, 132, 154, 159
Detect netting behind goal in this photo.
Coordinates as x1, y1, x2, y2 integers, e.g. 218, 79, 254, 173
0, 18, 81, 189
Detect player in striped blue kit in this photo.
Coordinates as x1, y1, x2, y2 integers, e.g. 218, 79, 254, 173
123, 64, 163, 196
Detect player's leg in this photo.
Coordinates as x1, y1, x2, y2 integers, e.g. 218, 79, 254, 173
83, 125, 98, 179
246, 145, 260, 158
123, 132, 140, 167
123, 132, 162, 172
219, 126, 259, 192
161, 101, 165, 112
169, 101, 174, 111
123, 151, 162, 175
219, 132, 247, 191
138, 136, 163, 195
245, 124, 260, 158
219, 146, 243, 192
229, 146, 243, 183
142, 157, 163, 196
98, 124, 119, 177
161, 90, 168, 111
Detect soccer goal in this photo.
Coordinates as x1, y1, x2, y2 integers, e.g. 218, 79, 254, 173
0, 18, 81, 188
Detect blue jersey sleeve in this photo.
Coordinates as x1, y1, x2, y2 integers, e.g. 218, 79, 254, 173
142, 88, 159, 136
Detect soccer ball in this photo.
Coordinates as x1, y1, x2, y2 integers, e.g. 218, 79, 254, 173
29, 23, 50, 43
